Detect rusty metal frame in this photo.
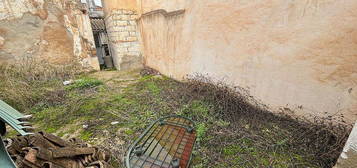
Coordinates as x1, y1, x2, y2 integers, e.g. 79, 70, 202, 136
125, 115, 196, 168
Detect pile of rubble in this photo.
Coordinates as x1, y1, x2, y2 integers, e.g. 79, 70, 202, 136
4, 132, 113, 168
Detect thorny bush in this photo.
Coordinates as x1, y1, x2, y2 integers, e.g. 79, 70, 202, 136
179, 74, 352, 167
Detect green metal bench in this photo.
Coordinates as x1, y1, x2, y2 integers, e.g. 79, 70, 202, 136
125, 115, 196, 168
0, 100, 33, 168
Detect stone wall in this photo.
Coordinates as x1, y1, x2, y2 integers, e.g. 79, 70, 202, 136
104, 9, 142, 70
0, 0, 99, 70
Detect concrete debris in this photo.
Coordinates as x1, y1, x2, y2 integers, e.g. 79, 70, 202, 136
63, 80, 74, 86
83, 124, 89, 129
4, 132, 113, 168
110, 122, 119, 125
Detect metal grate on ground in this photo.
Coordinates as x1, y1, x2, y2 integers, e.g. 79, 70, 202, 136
125, 115, 196, 168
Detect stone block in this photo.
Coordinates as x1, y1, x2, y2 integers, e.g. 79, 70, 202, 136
117, 21, 128, 26
109, 36, 117, 43
127, 51, 140, 56
123, 10, 134, 15
126, 25, 136, 31
118, 32, 129, 38
126, 36, 138, 42
129, 31, 136, 36
111, 26, 124, 32
119, 36, 127, 41
113, 15, 121, 21
112, 10, 123, 15
130, 15, 138, 20
118, 42, 131, 48
129, 21, 136, 25
128, 45, 140, 52
120, 14, 130, 20
116, 47, 128, 53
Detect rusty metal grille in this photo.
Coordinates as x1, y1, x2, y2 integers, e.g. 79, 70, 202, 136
126, 116, 196, 168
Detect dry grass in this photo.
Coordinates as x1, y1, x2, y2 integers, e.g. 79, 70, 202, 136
181, 74, 352, 167
0, 58, 84, 110
0, 66, 352, 168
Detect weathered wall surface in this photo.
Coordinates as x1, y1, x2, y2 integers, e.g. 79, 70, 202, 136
138, 9, 187, 77
136, 0, 357, 124
103, 0, 138, 12
139, 0, 186, 14
0, 0, 99, 70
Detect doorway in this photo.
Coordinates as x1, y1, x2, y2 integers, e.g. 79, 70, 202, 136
90, 17, 114, 70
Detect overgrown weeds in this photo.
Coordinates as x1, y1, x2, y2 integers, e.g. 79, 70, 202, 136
65, 78, 103, 90
0, 58, 84, 110
131, 72, 351, 167
181, 74, 352, 167
0, 66, 351, 168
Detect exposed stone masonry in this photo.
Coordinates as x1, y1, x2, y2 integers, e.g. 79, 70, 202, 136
105, 9, 142, 70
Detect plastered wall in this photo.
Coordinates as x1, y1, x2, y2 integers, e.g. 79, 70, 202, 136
0, 0, 99, 70
102, 0, 138, 12
105, 0, 357, 124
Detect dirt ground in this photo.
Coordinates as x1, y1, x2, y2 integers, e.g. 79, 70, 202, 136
1, 68, 352, 168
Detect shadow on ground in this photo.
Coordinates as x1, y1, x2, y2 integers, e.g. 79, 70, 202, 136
0, 67, 352, 168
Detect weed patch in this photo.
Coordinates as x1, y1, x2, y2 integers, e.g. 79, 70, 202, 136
196, 123, 207, 143
0, 68, 351, 168
65, 78, 103, 90
183, 74, 351, 168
